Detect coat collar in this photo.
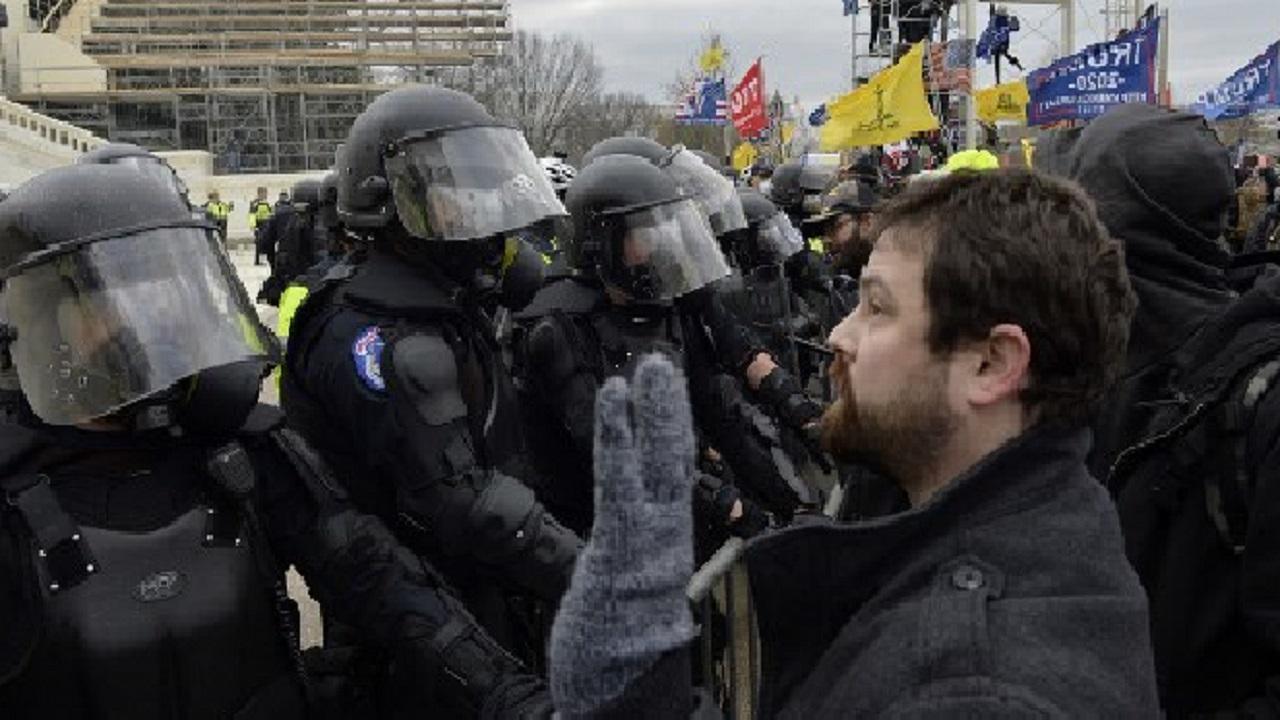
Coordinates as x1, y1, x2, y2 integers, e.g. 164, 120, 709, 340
743, 425, 1093, 713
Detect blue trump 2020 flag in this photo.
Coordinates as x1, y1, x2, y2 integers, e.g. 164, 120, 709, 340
1027, 17, 1161, 125
1195, 41, 1280, 121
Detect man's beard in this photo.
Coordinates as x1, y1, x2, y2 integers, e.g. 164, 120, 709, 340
833, 231, 872, 275
821, 354, 957, 487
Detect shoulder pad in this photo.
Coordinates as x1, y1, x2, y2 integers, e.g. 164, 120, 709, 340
386, 333, 468, 426
526, 317, 578, 386
514, 278, 602, 322
0, 423, 49, 478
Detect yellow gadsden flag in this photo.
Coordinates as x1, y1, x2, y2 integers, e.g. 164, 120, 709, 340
821, 42, 939, 151
976, 80, 1030, 124
731, 143, 759, 172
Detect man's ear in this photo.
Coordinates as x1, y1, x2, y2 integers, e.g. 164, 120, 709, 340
967, 324, 1031, 408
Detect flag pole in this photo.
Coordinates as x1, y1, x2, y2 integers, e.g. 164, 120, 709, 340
964, 0, 980, 149
851, 3, 858, 89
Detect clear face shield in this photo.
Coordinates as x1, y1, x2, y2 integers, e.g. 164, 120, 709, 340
2, 226, 275, 425
755, 212, 805, 261
384, 126, 567, 242
599, 199, 731, 302
662, 148, 749, 237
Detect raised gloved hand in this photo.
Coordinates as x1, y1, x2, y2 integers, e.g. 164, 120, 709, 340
548, 355, 696, 717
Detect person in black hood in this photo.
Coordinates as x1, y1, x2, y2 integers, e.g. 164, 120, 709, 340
1069, 103, 1280, 718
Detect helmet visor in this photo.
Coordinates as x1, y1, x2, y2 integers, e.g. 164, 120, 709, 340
602, 200, 730, 301
3, 228, 274, 425
799, 163, 837, 192
112, 155, 189, 200
386, 126, 567, 242
757, 212, 805, 260
663, 149, 749, 236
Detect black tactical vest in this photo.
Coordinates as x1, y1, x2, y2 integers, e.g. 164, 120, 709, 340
0, 432, 303, 720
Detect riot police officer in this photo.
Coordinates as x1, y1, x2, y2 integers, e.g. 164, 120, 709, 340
0, 164, 550, 719
512, 156, 811, 546
279, 87, 581, 653
769, 160, 807, 228
260, 178, 326, 307
717, 188, 813, 376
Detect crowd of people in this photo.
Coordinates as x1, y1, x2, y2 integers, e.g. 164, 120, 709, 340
0, 83, 1277, 720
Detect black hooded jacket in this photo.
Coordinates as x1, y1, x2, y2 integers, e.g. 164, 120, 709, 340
1072, 104, 1280, 717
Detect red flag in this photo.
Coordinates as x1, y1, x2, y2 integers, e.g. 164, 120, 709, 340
730, 59, 768, 138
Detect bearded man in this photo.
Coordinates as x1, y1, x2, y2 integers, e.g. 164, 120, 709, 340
753, 168, 1160, 716
547, 169, 1163, 719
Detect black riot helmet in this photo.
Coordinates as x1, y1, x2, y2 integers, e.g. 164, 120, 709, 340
77, 142, 191, 204
291, 177, 323, 212
336, 85, 565, 242
733, 188, 805, 268
317, 171, 342, 232
798, 160, 838, 216
584, 137, 748, 239
581, 136, 669, 167
769, 161, 805, 210
799, 162, 837, 194
0, 165, 274, 427
565, 155, 730, 302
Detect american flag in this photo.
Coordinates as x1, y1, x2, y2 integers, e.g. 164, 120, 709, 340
675, 78, 728, 125
929, 40, 974, 93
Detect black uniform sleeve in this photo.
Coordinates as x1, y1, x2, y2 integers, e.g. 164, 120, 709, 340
524, 317, 599, 481
383, 330, 582, 602
679, 286, 769, 376
1235, 391, 1280, 716
248, 427, 548, 713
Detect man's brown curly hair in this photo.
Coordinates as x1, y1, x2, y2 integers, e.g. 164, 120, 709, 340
874, 168, 1137, 426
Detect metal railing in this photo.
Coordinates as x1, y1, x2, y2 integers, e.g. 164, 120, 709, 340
689, 538, 760, 719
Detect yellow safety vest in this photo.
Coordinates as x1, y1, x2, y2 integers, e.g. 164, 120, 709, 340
249, 201, 273, 229
273, 284, 311, 388
277, 285, 309, 341
205, 201, 229, 221
807, 237, 826, 255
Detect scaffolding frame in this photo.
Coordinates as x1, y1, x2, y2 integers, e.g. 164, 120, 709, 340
17, 0, 512, 172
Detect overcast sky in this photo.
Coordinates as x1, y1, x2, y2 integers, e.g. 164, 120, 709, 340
510, 0, 1276, 113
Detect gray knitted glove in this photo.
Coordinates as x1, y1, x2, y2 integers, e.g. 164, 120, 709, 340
548, 354, 696, 717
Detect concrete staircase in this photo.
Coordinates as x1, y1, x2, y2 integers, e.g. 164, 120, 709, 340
0, 94, 103, 187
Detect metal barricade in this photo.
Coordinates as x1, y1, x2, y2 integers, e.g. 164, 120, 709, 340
688, 538, 760, 719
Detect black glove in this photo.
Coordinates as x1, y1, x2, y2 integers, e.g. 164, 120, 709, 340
726, 492, 770, 539
757, 366, 824, 431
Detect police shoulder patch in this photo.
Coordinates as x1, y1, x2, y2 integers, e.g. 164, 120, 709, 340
352, 325, 387, 392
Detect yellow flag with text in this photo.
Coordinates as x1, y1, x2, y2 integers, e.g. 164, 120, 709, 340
976, 80, 1030, 124
820, 42, 939, 151
731, 143, 759, 172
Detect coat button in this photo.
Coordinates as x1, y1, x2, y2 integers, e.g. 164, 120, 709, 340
952, 565, 985, 591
